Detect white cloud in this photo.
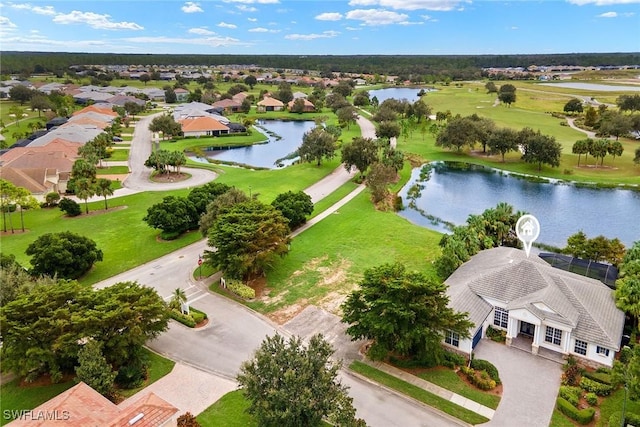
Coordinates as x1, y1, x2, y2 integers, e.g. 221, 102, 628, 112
237, 5, 258, 12
0, 16, 18, 28
568, 0, 640, 4
316, 12, 343, 21
510, 26, 519, 30
399, 20, 424, 25
124, 35, 247, 47
224, 0, 280, 3
9, 3, 57, 15
218, 22, 238, 28
285, 30, 340, 40
346, 9, 409, 25
597, 11, 618, 16
248, 17, 258, 21
248, 27, 280, 33
346, 26, 362, 30
182, 2, 204, 13
189, 27, 216, 35
349, 0, 464, 11
53, 11, 143, 30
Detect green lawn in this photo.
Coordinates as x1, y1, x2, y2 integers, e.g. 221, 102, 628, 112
549, 409, 579, 427
197, 390, 257, 427
96, 165, 129, 175
0, 348, 174, 425
108, 149, 130, 161
417, 367, 501, 409
349, 361, 490, 425
247, 190, 442, 314
0, 378, 75, 426
596, 387, 640, 427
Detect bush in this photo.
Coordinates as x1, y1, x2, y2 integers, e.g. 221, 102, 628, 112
486, 326, 506, 343
45, 192, 60, 207
115, 363, 148, 389
160, 230, 181, 240
190, 307, 207, 324
559, 386, 581, 407
583, 370, 612, 385
585, 392, 598, 406
226, 279, 256, 299
556, 397, 595, 425
442, 350, 466, 369
562, 357, 582, 386
59, 197, 81, 216
461, 366, 497, 391
169, 309, 196, 328
470, 359, 501, 385
580, 377, 613, 396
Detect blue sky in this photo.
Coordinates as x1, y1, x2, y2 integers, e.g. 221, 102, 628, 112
1, 0, 638, 55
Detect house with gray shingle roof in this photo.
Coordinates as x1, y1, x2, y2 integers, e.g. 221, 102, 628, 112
444, 247, 624, 367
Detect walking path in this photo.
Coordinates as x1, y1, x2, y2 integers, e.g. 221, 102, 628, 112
361, 360, 496, 420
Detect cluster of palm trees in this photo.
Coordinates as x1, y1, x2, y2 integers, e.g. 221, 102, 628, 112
572, 137, 624, 168
0, 179, 40, 233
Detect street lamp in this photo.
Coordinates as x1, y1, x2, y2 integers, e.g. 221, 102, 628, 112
198, 254, 203, 280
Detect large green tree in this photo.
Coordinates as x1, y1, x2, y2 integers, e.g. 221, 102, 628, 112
435, 116, 477, 152
341, 263, 472, 364
237, 334, 365, 427
206, 200, 290, 279
599, 110, 632, 141
75, 340, 116, 398
341, 137, 378, 179
563, 98, 583, 114
143, 196, 199, 237
521, 132, 562, 171
271, 190, 314, 229
564, 231, 626, 266
198, 188, 249, 236
26, 231, 103, 279
487, 127, 519, 162
298, 126, 337, 166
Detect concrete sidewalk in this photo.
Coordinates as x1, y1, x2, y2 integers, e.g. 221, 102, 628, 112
121, 362, 237, 423
361, 360, 496, 420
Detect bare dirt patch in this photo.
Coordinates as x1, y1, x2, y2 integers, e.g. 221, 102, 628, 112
150, 172, 191, 183
269, 301, 308, 325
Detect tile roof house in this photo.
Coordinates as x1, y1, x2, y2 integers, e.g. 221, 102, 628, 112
179, 117, 230, 137
257, 97, 284, 112
212, 98, 242, 113
72, 105, 118, 118
287, 98, 316, 112
444, 247, 625, 367
7, 382, 177, 427
28, 124, 104, 147
174, 88, 190, 102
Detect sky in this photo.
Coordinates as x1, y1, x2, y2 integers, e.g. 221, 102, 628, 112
0, 0, 639, 56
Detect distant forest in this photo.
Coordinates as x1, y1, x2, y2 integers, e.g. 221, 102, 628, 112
2, 51, 639, 78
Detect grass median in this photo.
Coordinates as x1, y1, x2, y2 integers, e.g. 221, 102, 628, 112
349, 361, 489, 425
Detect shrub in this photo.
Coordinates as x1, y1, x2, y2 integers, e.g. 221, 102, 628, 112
486, 326, 506, 343
580, 377, 613, 396
470, 359, 501, 385
559, 386, 581, 407
556, 397, 595, 425
442, 350, 466, 369
59, 197, 81, 216
583, 370, 612, 385
115, 363, 148, 389
160, 230, 181, 241
585, 392, 598, 406
461, 366, 497, 391
226, 279, 256, 299
45, 192, 60, 207
169, 309, 196, 328
190, 307, 207, 324
561, 358, 582, 386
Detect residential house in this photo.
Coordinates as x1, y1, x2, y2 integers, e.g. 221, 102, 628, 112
174, 88, 190, 102
179, 116, 230, 137
287, 98, 316, 112
212, 98, 243, 113
292, 91, 308, 100
28, 124, 105, 147
72, 105, 119, 119
172, 102, 229, 124
106, 95, 146, 107
232, 92, 250, 103
444, 247, 624, 367
7, 382, 177, 427
257, 97, 284, 112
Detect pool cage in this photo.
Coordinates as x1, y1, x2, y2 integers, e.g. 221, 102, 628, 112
538, 253, 619, 288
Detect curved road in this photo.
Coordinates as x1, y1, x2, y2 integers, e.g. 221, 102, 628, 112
94, 114, 461, 426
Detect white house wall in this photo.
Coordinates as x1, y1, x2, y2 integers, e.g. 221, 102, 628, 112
569, 337, 616, 367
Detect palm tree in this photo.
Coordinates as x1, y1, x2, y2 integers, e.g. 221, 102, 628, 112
94, 178, 113, 210
170, 288, 187, 312
74, 178, 95, 214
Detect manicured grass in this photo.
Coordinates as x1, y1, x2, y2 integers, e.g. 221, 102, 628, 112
308, 180, 359, 219
197, 390, 257, 427
349, 361, 489, 425
0, 378, 75, 426
119, 347, 175, 398
247, 191, 442, 314
96, 165, 129, 175
417, 368, 501, 409
108, 149, 130, 161
596, 387, 640, 427
550, 408, 579, 427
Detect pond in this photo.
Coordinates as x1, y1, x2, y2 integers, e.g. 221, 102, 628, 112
368, 87, 435, 104
398, 162, 640, 248
196, 120, 316, 169
538, 82, 640, 92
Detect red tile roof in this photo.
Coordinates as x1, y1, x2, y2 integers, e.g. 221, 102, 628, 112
179, 117, 229, 132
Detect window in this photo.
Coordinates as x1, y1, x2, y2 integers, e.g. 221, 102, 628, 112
597, 346, 610, 357
493, 307, 509, 329
545, 326, 562, 346
445, 331, 459, 347
574, 340, 587, 356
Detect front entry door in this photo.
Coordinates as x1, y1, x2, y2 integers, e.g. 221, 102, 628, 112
520, 321, 535, 337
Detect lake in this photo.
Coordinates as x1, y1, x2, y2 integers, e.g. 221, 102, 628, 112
538, 82, 640, 92
368, 87, 435, 104
197, 120, 316, 169
398, 162, 640, 248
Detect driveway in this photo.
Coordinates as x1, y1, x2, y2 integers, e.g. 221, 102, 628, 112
473, 339, 562, 427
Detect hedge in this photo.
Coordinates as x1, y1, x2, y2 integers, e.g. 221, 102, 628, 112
471, 359, 501, 385
460, 366, 497, 391
585, 392, 598, 406
559, 385, 581, 408
169, 310, 196, 328
226, 279, 256, 299
190, 307, 208, 324
556, 397, 595, 425
583, 370, 612, 386
580, 377, 613, 396
609, 411, 640, 427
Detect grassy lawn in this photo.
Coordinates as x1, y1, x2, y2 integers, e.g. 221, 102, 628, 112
308, 180, 359, 219
197, 390, 257, 427
596, 387, 640, 427
96, 165, 129, 175
349, 361, 489, 425
417, 368, 501, 409
248, 190, 442, 315
549, 408, 579, 427
0, 379, 76, 426
108, 149, 130, 161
